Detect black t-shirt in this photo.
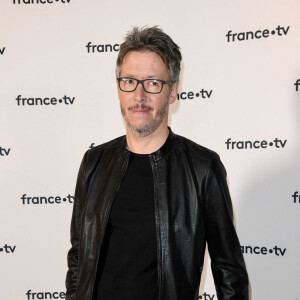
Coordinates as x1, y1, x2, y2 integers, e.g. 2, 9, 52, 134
92, 152, 159, 300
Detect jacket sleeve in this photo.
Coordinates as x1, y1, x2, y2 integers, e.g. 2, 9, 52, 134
65, 152, 88, 300
203, 155, 249, 299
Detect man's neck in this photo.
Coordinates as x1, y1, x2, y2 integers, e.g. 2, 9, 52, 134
126, 125, 169, 154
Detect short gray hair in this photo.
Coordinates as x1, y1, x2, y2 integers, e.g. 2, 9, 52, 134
116, 26, 182, 82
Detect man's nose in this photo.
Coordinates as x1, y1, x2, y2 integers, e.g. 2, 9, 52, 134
134, 82, 147, 102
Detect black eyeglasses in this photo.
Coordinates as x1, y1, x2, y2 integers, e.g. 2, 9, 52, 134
117, 77, 175, 94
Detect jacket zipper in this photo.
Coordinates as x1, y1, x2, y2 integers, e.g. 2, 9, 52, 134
149, 156, 163, 300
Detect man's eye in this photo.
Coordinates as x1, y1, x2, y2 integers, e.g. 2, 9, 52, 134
150, 80, 158, 86
122, 78, 134, 84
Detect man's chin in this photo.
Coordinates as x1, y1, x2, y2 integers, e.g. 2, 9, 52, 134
127, 122, 156, 138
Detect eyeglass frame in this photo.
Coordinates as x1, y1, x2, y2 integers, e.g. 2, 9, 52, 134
117, 77, 176, 94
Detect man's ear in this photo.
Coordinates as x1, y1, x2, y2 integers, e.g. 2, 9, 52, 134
168, 82, 179, 104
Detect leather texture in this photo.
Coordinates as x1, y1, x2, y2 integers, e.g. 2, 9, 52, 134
66, 129, 249, 300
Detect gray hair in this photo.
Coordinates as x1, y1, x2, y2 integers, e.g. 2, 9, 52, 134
116, 26, 182, 82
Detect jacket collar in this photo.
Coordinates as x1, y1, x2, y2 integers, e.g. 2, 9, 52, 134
150, 127, 176, 161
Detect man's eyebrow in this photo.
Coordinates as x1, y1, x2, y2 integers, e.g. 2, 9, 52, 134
145, 75, 159, 78
121, 74, 160, 79
121, 74, 134, 78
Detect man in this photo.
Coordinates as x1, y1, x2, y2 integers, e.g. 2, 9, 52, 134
66, 26, 249, 300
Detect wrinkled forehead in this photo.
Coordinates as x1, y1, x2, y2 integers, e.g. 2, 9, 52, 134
120, 50, 168, 78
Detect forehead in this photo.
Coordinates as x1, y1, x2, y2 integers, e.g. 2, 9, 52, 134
120, 50, 168, 78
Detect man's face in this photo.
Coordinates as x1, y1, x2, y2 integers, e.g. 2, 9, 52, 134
117, 50, 178, 137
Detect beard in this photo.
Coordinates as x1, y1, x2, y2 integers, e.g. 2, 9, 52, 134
121, 100, 169, 138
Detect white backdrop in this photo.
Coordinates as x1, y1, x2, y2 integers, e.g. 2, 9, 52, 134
1, 1, 300, 299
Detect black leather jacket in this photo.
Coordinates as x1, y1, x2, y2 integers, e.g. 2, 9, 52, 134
66, 129, 249, 300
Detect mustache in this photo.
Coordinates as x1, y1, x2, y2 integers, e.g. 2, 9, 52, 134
128, 104, 153, 111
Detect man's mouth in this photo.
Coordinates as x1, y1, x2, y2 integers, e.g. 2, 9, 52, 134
129, 104, 153, 112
